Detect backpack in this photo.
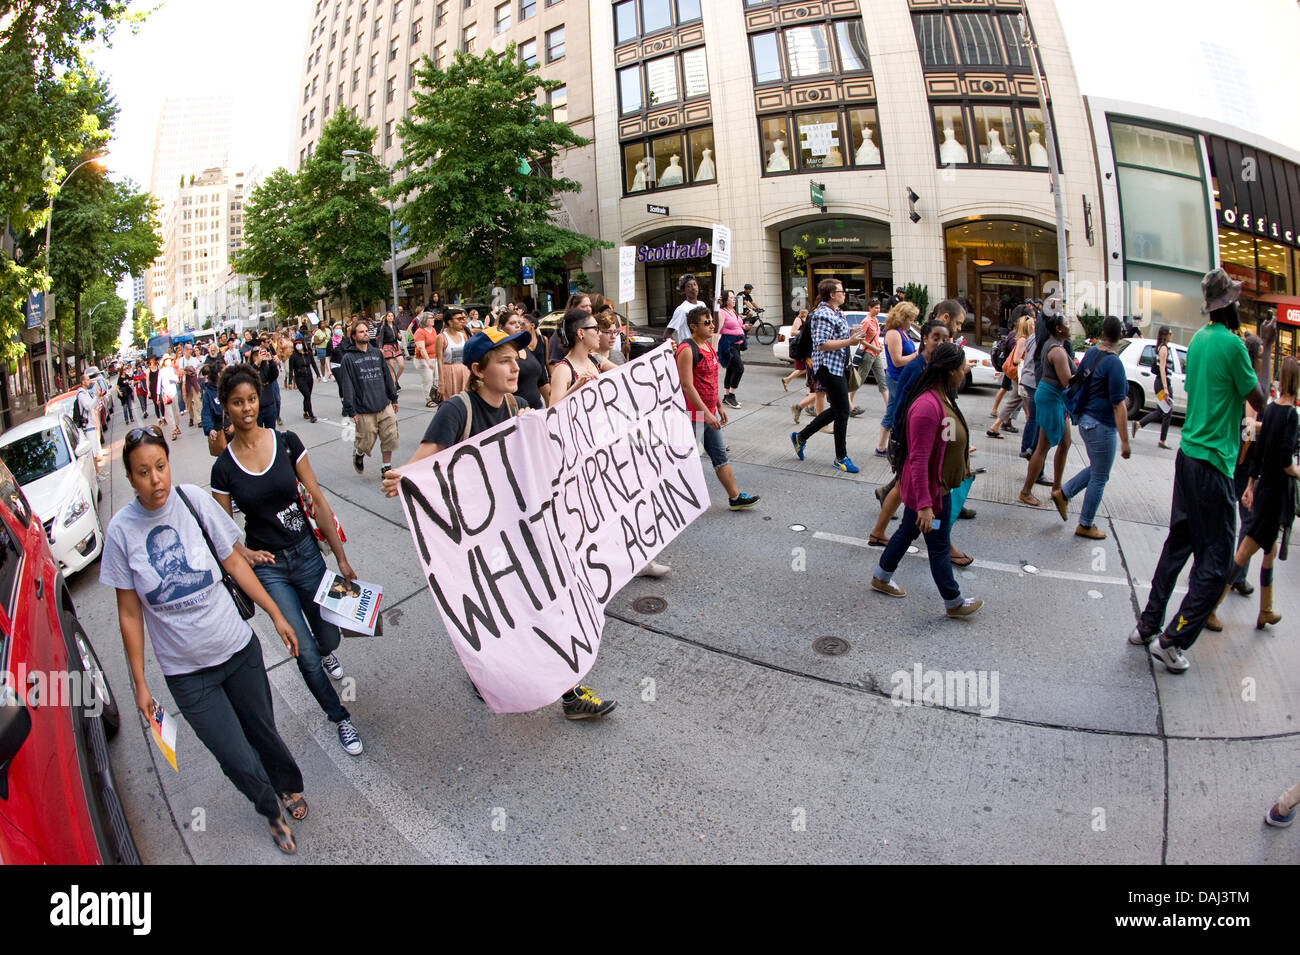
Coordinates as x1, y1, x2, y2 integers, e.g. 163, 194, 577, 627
1064, 349, 1099, 420
991, 329, 1017, 370
677, 339, 703, 368
791, 316, 814, 362
71, 390, 87, 430
457, 391, 519, 443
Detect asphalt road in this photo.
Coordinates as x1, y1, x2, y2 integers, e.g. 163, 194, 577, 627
73, 358, 1299, 864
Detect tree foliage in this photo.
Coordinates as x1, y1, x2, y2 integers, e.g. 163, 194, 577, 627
233, 167, 315, 315
131, 304, 154, 348
390, 44, 608, 295
298, 109, 390, 313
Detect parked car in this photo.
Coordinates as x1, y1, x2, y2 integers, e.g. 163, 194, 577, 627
0, 456, 138, 864
773, 312, 997, 391
1113, 337, 1189, 417
0, 415, 103, 575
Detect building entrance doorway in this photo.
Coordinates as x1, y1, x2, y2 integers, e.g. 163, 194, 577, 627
806, 256, 870, 312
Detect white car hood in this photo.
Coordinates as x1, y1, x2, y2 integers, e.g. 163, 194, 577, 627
23, 464, 85, 528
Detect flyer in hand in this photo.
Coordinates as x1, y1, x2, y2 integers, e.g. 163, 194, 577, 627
313, 571, 383, 636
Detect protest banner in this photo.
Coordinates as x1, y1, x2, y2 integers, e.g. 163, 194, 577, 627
397, 343, 709, 713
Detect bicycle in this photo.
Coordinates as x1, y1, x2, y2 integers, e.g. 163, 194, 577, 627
743, 306, 777, 346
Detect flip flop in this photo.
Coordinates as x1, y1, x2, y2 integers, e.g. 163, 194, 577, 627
279, 792, 309, 821
950, 552, 974, 567
1018, 493, 1042, 507
270, 817, 296, 855
985, 429, 1003, 439
868, 535, 889, 547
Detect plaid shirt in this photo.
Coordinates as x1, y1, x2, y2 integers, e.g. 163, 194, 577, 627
809, 303, 851, 377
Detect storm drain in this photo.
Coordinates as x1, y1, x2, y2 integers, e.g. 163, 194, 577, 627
812, 636, 851, 657
632, 596, 668, 615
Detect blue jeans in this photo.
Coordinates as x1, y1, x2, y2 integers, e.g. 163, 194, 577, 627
874, 493, 962, 605
1062, 415, 1117, 528
253, 535, 348, 723
881, 374, 902, 430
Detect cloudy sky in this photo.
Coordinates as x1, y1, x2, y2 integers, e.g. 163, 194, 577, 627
91, 0, 1300, 191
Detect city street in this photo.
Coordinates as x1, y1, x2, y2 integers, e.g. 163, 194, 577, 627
77, 356, 1300, 864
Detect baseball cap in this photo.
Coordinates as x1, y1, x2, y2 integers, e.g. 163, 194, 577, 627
462, 327, 530, 367
1201, 267, 1242, 313
743, 283, 753, 290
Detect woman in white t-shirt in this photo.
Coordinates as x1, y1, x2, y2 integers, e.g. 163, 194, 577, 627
101, 425, 309, 854
155, 356, 182, 440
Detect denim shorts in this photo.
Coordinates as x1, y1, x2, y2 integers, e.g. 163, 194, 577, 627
694, 418, 728, 469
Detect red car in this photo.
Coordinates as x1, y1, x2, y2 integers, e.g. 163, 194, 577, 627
0, 457, 138, 864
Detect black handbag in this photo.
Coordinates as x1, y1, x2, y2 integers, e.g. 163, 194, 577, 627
177, 488, 256, 620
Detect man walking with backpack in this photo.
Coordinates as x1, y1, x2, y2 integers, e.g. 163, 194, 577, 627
338, 319, 400, 481
74, 372, 103, 467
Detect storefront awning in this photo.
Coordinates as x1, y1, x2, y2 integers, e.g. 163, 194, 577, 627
1257, 294, 1300, 327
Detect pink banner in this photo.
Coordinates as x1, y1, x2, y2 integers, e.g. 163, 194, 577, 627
396, 344, 709, 713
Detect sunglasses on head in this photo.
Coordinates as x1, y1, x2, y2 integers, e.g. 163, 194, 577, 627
125, 425, 165, 445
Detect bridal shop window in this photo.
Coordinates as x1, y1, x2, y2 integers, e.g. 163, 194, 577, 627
929, 101, 1053, 170
622, 125, 717, 195
760, 106, 883, 176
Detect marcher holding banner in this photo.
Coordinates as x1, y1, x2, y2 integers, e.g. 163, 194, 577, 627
382, 327, 621, 719
676, 305, 760, 511
210, 365, 365, 757
547, 309, 618, 406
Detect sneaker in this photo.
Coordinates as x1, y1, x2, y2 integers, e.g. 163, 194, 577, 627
637, 560, 671, 578
1075, 524, 1106, 540
870, 578, 906, 598
337, 718, 363, 755
729, 493, 760, 510
722, 393, 741, 409
1148, 635, 1190, 674
353, 452, 364, 474
945, 598, 983, 619
1128, 622, 1158, 646
791, 403, 802, 425
1265, 802, 1296, 828
791, 431, 806, 461
562, 685, 617, 720
321, 652, 343, 680
834, 456, 859, 474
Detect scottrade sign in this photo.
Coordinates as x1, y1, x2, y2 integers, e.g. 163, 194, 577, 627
636, 238, 710, 263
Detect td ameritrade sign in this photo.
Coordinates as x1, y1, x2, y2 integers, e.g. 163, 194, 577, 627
636, 238, 710, 263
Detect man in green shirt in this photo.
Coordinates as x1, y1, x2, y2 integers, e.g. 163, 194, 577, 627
1130, 268, 1275, 674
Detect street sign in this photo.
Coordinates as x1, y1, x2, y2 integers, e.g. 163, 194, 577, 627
646, 203, 669, 216
710, 224, 731, 268
618, 246, 636, 303
810, 181, 826, 208
25, 293, 43, 330
521, 256, 535, 282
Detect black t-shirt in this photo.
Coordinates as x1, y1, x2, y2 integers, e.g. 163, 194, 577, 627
422, 390, 518, 447
1250, 402, 1299, 493
210, 430, 312, 552
516, 342, 549, 409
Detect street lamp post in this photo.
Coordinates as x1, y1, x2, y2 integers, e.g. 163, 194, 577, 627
342, 149, 400, 314
1018, 14, 1069, 314
42, 155, 105, 396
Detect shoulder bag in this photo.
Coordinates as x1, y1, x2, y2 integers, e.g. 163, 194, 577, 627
177, 488, 256, 620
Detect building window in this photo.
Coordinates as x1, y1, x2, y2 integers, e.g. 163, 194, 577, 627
495, 2, 511, 33
312, 75, 319, 94
411, 18, 422, 43
520, 38, 537, 68
370, 52, 378, 76
345, 15, 351, 35
548, 84, 567, 122
615, 0, 701, 45
520, 0, 536, 21
304, 84, 311, 104
463, 22, 476, 52
385, 120, 395, 149
352, 67, 360, 90
367, 90, 376, 117
393, 0, 403, 22
359, 2, 366, 18
545, 25, 564, 61
912, 9, 1031, 71
408, 61, 418, 87
619, 48, 707, 114
391, 39, 399, 60
338, 82, 344, 103
758, 106, 882, 176
928, 101, 1049, 169
330, 30, 337, 49
324, 94, 330, 112
622, 125, 715, 194
373, 16, 381, 38
302, 115, 309, 135
749, 17, 870, 86
387, 75, 396, 102
435, 41, 447, 67
645, 54, 678, 107
436, 1, 447, 26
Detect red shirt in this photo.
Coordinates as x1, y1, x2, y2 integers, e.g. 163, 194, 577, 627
676, 338, 718, 422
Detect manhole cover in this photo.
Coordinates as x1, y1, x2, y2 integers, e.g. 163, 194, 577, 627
632, 596, 667, 614
813, 636, 851, 656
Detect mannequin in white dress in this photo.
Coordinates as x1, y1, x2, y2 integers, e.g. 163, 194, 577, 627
767, 138, 790, 172
939, 126, 966, 164
631, 157, 648, 191
985, 128, 1013, 164
658, 153, 684, 186
856, 125, 881, 164
694, 147, 715, 180
1028, 129, 1049, 166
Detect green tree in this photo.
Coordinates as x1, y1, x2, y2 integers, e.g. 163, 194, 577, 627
391, 44, 607, 295
298, 110, 390, 314
82, 275, 126, 360
233, 167, 315, 315
131, 303, 153, 348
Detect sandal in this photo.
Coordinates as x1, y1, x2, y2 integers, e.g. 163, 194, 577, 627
867, 535, 890, 547
1018, 492, 1042, 507
279, 792, 309, 821
171, 428, 181, 440
269, 816, 296, 855
950, 551, 974, 567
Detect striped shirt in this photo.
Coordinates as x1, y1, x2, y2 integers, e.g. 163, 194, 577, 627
809, 303, 851, 377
